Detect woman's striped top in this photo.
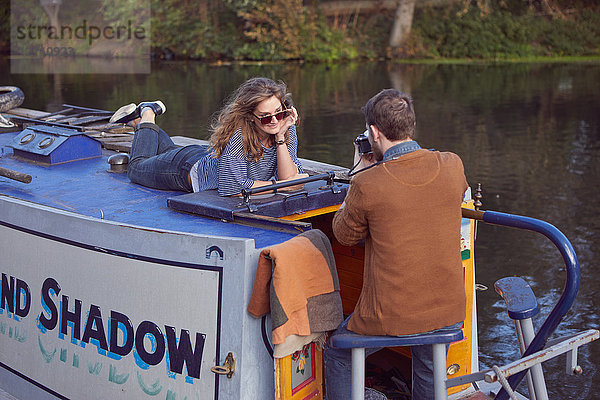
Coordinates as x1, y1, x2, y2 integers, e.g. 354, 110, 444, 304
190, 125, 303, 196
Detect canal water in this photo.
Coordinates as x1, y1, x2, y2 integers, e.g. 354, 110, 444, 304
3, 59, 600, 399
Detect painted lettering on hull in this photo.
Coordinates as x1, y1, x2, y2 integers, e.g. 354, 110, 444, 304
2, 274, 206, 381
1, 273, 32, 319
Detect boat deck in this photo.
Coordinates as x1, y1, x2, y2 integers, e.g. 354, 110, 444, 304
1, 133, 301, 249
0, 107, 354, 248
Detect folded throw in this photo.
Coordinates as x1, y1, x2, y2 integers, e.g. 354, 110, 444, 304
248, 229, 343, 347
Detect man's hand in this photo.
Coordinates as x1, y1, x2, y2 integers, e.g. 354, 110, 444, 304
353, 143, 376, 171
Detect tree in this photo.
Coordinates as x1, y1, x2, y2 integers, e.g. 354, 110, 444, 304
40, 0, 61, 29
389, 0, 416, 48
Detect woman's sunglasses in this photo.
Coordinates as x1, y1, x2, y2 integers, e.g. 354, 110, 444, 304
253, 109, 291, 125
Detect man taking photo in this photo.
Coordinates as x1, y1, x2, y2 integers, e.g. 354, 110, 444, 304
325, 89, 469, 400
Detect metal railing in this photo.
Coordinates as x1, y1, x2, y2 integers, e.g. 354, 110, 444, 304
461, 209, 592, 399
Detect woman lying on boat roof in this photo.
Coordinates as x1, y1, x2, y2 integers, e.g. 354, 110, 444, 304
109, 77, 308, 196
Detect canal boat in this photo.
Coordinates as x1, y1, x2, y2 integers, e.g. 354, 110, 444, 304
0, 97, 597, 400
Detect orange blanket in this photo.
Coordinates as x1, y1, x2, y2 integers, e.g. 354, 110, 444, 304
248, 229, 343, 345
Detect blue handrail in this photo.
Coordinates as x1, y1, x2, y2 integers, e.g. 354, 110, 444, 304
480, 211, 580, 400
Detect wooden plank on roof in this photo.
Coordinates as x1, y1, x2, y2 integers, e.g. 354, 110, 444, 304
7, 107, 53, 119
102, 142, 134, 152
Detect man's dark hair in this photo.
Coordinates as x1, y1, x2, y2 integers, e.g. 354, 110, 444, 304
362, 89, 416, 141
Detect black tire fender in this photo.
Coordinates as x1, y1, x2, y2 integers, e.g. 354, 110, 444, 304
0, 86, 25, 112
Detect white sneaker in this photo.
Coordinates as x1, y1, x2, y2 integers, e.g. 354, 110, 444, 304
109, 101, 166, 124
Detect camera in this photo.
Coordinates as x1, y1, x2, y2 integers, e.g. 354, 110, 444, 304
354, 130, 372, 154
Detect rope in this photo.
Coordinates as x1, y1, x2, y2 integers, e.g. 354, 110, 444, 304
492, 365, 519, 400
261, 315, 274, 359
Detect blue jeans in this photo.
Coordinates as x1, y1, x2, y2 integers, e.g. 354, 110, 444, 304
324, 321, 463, 400
128, 122, 207, 191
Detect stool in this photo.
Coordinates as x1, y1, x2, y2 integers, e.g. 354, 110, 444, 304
495, 277, 548, 400
329, 316, 463, 400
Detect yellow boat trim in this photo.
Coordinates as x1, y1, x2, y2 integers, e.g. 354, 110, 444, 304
275, 342, 323, 399
280, 205, 341, 221
447, 199, 475, 394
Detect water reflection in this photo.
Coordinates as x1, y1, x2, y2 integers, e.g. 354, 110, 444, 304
3, 59, 600, 399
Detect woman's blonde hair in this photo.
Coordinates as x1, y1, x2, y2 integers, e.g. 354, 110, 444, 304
209, 77, 293, 162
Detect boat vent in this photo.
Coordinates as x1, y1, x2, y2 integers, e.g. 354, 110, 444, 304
9, 125, 102, 164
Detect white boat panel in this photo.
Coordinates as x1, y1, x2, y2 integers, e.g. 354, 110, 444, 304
0, 195, 275, 399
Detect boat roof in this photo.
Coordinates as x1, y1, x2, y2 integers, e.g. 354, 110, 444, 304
0, 128, 346, 248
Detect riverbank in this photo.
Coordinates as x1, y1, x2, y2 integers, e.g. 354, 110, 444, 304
2, 2, 599, 63
410, 4, 599, 58
145, 55, 600, 68
149, 2, 600, 62
391, 55, 600, 65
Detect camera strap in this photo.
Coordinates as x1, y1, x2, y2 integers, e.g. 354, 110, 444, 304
347, 156, 383, 177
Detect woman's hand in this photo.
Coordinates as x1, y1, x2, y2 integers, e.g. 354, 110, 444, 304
275, 106, 298, 141
289, 106, 298, 124
246, 173, 309, 195
277, 172, 309, 191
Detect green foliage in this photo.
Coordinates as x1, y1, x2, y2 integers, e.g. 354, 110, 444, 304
231, 0, 360, 61
413, 3, 600, 60
150, 0, 234, 59
0, 2, 9, 53
223, 0, 261, 14
354, 13, 395, 59
7, 0, 595, 62
538, 9, 600, 56
233, 0, 305, 60
7, 0, 149, 57
299, 15, 361, 62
